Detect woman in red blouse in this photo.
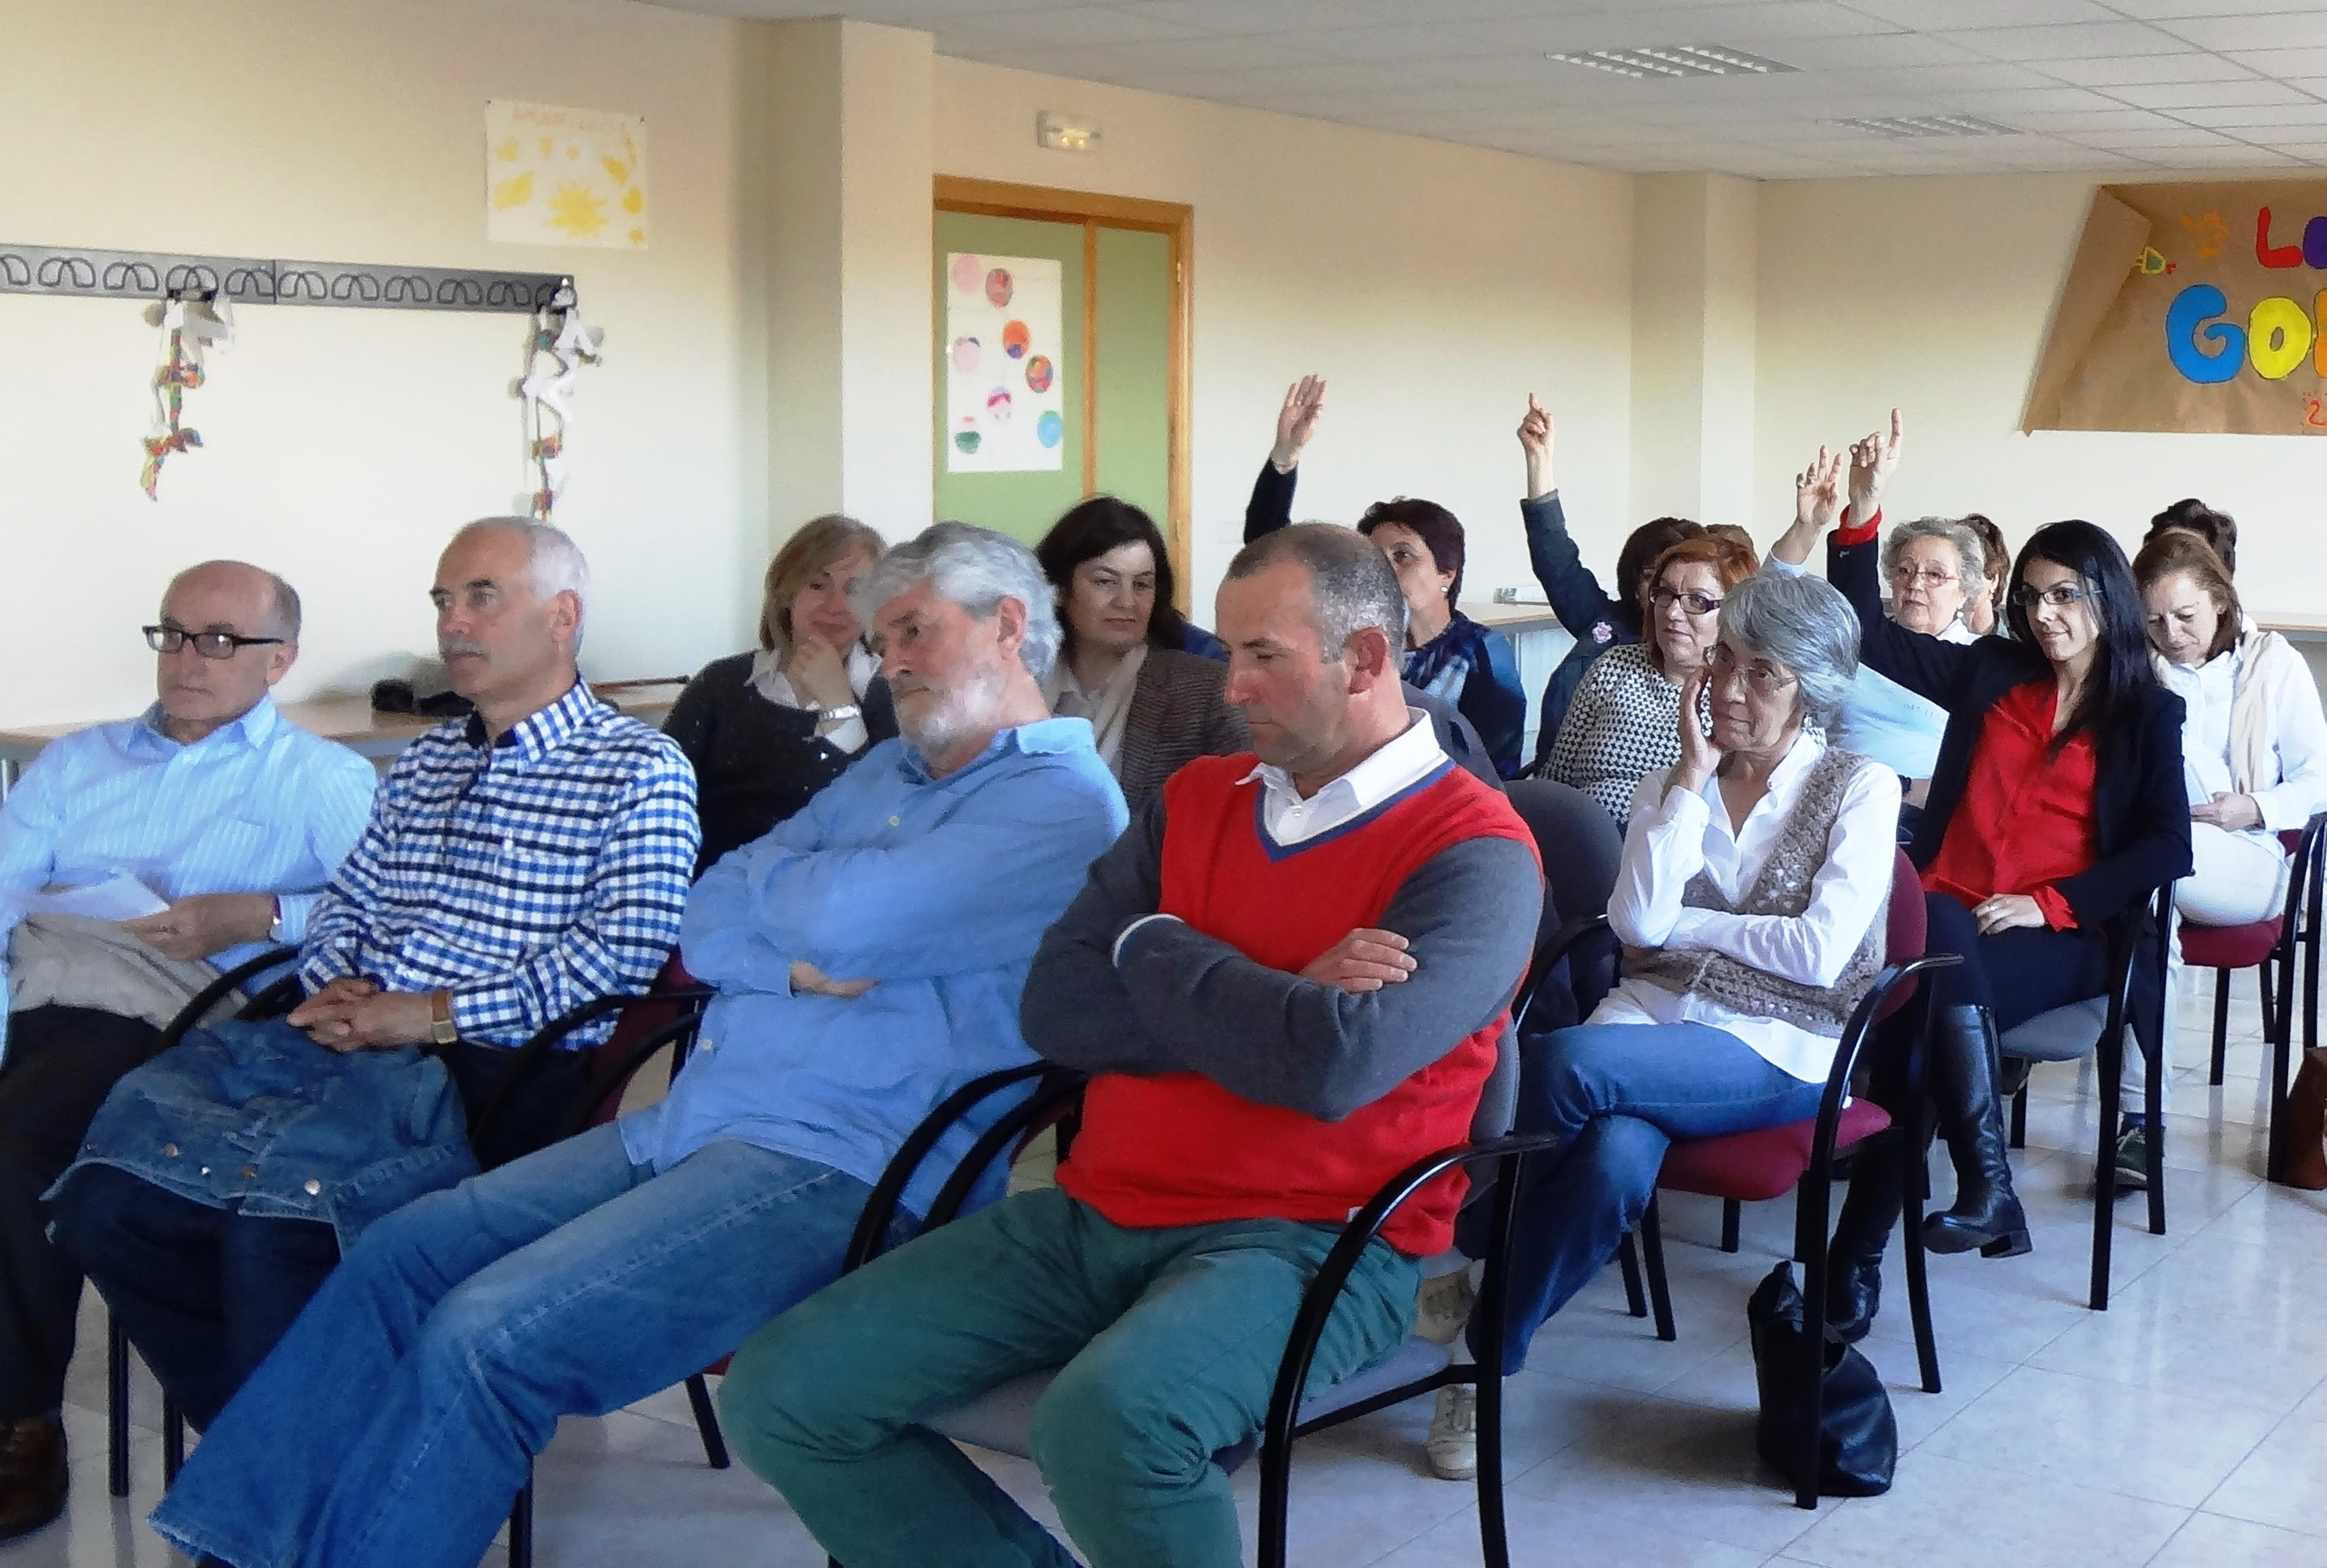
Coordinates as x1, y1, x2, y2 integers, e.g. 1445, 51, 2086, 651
1810, 459, 2189, 1341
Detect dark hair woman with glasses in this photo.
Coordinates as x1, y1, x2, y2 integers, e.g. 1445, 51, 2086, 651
1813, 466, 2190, 1338
1544, 533, 1759, 831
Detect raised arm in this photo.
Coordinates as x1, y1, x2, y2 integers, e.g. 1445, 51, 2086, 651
1245, 375, 1324, 542
1516, 395, 1626, 637
1104, 834, 1541, 1122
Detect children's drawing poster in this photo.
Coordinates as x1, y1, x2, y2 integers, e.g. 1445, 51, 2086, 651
2027, 179, 2327, 435
486, 100, 649, 250
944, 253, 1065, 472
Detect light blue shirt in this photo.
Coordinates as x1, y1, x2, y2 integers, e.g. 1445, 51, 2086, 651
624, 717, 1129, 1216
0, 695, 379, 1044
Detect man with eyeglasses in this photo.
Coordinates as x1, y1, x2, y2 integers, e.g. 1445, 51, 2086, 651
0, 561, 376, 1540
46, 519, 699, 1492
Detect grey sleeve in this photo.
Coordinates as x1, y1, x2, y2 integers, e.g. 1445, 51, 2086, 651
1112, 835, 1543, 1121
1017, 793, 1181, 1075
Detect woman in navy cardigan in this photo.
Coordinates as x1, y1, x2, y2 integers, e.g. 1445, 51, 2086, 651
1806, 449, 2189, 1340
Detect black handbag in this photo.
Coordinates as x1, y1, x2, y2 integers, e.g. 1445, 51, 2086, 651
1747, 1261, 1897, 1498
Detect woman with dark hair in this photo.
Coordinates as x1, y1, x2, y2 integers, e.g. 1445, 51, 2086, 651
2147, 498, 2239, 577
1354, 498, 1528, 778
1545, 533, 1759, 831
1812, 453, 2190, 1331
664, 514, 897, 872
1034, 496, 1245, 811
1515, 395, 1705, 764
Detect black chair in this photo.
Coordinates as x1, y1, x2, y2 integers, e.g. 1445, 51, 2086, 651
99, 956, 719, 1540
2252, 815, 2327, 1182
817, 916, 1590, 1568
1999, 881, 2177, 1310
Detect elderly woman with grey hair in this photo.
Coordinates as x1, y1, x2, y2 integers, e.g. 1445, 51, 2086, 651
1426, 569, 1900, 1475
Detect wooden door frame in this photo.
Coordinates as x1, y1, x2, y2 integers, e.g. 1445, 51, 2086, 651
934, 176, 1195, 609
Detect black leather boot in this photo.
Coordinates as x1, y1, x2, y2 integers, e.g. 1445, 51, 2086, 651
1824, 1140, 1903, 1342
1921, 1004, 2032, 1257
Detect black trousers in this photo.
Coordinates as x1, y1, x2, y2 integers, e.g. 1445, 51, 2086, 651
49, 1038, 589, 1431
0, 1005, 163, 1422
1921, 891, 2113, 1031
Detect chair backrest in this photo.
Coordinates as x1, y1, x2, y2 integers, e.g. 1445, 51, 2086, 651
1502, 779, 1622, 947
1873, 849, 1926, 1024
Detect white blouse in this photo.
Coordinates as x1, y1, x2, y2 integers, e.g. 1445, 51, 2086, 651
1598, 731, 1903, 1084
2156, 629, 2327, 835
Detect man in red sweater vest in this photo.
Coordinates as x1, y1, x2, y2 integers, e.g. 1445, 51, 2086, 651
722, 525, 1541, 1567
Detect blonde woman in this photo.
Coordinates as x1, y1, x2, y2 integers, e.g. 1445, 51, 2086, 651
665, 515, 893, 870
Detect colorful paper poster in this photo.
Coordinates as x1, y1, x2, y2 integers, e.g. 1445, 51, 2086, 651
485, 100, 648, 250
944, 252, 1065, 472
2027, 179, 2327, 435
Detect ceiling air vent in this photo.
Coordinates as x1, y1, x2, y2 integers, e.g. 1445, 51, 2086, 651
1835, 114, 2020, 138
1546, 45, 1797, 80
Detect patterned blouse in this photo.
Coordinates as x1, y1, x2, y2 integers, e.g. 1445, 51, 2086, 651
1546, 642, 1694, 833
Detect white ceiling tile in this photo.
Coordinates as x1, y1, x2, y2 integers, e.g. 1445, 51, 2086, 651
1911, 84, 2132, 112
2225, 47, 2327, 79
2035, 53, 2263, 87
1255, 24, 1521, 64
2149, 13, 2327, 51
2062, 125, 2247, 147
1852, 62, 2074, 95
1738, 32, 1986, 69
2173, 99, 2327, 126
1929, 21, 2199, 61
2134, 144, 2303, 166
2001, 106, 2193, 129
933, 5, 1204, 45
1841, 0, 2122, 26
2104, 0, 2327, 15
2105, 77, 2325, 107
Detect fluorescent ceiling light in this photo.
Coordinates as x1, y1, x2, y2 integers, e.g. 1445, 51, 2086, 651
1835, 114, 2021, 138
1546, 45, 1797, 81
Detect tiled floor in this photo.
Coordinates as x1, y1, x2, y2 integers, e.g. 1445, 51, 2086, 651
13, 971, 2327, 1567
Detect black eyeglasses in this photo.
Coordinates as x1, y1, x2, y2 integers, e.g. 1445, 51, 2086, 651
1650, 587, 1723, 617
144, 625, 285, 659
2010, 582, 2098, 612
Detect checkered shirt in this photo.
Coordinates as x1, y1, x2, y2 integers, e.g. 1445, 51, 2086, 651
299, 681, 700, 1048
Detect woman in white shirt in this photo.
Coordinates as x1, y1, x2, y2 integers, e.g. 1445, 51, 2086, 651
2134, 530, 2327, 926
1450, 572, 1897, 1435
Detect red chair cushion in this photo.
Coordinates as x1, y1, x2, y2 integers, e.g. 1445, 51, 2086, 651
2179, 918, 2280, 971
1659, 1100, 1894, 1203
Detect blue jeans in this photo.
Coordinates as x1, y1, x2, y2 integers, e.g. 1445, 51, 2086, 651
1476, 1020, 1826, 1374
148, 1124, 888, 1568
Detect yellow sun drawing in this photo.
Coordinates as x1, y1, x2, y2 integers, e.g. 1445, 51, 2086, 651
546, 183, 611, 239
491, 172, 536, 210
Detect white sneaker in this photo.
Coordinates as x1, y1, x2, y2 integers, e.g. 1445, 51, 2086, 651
1424, 1385, 1477, 1480
1412, 1267, 1477, 1347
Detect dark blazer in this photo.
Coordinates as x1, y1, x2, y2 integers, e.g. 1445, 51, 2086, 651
662, 651, 899, 874
1831, 533, 2191, 932
1115, 648, 1250, 812
1521, 490, 1640, 769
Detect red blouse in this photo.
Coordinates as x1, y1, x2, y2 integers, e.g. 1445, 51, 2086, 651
1923, 681, 2098, 930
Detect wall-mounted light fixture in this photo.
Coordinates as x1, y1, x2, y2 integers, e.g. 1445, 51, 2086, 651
1036, 111, 1100, 153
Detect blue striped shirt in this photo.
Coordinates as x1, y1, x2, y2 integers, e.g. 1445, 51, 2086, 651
0, 696, 378, 1048
299, 681, 699, 1049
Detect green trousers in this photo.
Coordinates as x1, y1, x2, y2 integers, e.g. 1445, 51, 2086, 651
720, 1186, 1422, 1568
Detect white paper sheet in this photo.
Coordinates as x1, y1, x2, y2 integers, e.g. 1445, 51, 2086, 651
1, 872, 170, 924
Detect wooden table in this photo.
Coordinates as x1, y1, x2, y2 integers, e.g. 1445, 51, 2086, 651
0, 677, 690, 790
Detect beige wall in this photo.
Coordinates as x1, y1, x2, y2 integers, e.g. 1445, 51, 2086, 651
1753, 172, 2327, 625
0, 0, 771, 728
931, 58, 1637, 625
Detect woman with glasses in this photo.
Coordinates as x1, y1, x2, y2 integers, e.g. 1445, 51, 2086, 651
1812, 453, 2190, 1336
1034, 497, 1246, 813
1544, 534, 1758, 831
1422, 571, 1897, 1477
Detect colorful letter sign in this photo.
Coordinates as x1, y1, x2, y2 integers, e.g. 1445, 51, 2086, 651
2027, 181, 2327, 436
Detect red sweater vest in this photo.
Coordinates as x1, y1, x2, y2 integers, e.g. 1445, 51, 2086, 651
1057, 754, 1538, 1256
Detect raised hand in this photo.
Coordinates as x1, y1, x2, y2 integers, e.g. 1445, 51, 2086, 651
1847, 407, 1904, 524
1271, 375, 1327, 470
1517, 393, 1555, 500
1796, 445, 1846, 535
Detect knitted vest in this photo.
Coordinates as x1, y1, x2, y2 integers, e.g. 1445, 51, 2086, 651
1056, 754, 1538, 1257
1621, 747, 1888, 1037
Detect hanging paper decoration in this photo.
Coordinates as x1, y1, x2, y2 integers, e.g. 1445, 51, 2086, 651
514, 285, 601, 520
138, 297, 233, 499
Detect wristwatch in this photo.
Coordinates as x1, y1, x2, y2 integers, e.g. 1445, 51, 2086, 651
815, 703, 862, 724
428, 989, 459, 1046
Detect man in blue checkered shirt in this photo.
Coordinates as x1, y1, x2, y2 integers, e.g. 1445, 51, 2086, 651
52, 518, 699, 1434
